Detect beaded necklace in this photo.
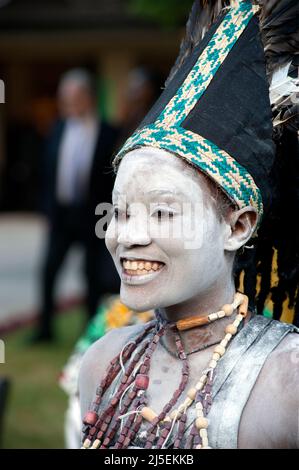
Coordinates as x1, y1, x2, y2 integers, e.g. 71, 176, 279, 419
81, 292, 248, 449
160, 337, 221, 359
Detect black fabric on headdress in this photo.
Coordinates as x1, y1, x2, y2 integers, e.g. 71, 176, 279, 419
114, 0, 299, 324
140, 13, 275, 214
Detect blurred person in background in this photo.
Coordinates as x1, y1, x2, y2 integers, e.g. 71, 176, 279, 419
32, 68, 120, 343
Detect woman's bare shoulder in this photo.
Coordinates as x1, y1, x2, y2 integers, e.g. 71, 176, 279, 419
80, 322, 149, 380
78, 322, 152, 418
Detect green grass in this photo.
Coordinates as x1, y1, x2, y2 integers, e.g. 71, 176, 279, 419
1, 308, 86, 449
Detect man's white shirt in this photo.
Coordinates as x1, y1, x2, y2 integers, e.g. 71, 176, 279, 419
56, 115, 99, 204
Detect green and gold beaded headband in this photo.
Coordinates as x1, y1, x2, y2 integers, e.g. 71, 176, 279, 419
113, 1, 273, 224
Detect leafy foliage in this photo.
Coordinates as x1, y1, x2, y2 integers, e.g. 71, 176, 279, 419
129, 0, 193, 28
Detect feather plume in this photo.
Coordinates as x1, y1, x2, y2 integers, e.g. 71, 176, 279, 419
167, 0, 299, 127
166, 1, 232, 86
257, 0, 299, 131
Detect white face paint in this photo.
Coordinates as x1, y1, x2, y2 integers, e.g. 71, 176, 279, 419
105, 148, 231, 313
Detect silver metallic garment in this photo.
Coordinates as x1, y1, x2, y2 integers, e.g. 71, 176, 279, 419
207, 316, 299, 448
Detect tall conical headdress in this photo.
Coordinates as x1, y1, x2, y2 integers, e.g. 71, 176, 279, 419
113, 0, 299, 324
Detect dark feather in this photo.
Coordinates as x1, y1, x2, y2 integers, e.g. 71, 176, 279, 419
257, 0, 299, 74
167, 0, 299, 83
166, 1, 232, 86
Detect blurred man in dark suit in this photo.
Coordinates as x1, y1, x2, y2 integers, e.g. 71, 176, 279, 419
33, 69, 119, 342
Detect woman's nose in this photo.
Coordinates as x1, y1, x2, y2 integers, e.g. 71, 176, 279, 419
117, 213, 151, 248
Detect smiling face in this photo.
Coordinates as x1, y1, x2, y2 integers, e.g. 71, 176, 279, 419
105, 148, 234, 313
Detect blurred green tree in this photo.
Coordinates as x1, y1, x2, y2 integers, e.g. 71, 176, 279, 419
129, 0, 193, 28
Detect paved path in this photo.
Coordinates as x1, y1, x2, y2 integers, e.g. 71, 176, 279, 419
0, 213, 84, 331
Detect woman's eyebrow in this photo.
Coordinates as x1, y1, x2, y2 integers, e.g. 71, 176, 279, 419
112, 189, 187, 201
145, 189, 185, 197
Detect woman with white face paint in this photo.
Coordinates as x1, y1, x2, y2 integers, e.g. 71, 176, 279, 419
79, 0, 299, 449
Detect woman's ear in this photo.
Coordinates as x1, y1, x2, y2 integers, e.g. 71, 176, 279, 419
224, 206, 258, 252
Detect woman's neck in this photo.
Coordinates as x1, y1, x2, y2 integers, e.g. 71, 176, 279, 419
159, 276, 236, 323
158, 278, 240, 356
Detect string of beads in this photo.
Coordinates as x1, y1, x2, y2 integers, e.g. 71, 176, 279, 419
81, 292, 248, 449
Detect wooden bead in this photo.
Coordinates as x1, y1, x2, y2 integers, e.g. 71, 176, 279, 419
176, 315, 209, 331
233, 322, 241, 331
82, 438, 91, 449
128, 390, 137, 400
89, 427, 97, 436
178, 403, 186, 413
200, 428, 208, 438
195, 417, 209, 429
199, 374, 207, 384
163, 416, 172, 423
135, 374, 149, 390
208, 313, 218, 321
141, 407, 157, 423
225, 324, 238, 335
183, 397, 193, 408
195, 382, 204, 391
170, 409, 179, 420
91, 439, 101, 449
97, 430, 104, 440
218, 311, 226, 318
222, 304, 233, 315
220, 339, 229, 348
195, 402, 203, 410
83, 411, 98, 426
212, 352, 221, 361
208, 359, 217, 369
232, 292, 244, 308
187, 387, 197, 400
239, 294, 248, 317
101, 423, 108, 433
121, 374, 129, 384
214, 345, 226, 356
225, 333, 232, 342
118, 435, 125, 445
110, 397, 118, 407
151, 417, 159, 427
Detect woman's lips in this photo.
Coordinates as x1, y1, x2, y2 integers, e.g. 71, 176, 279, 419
122, 258, 164, 275
120, 258, 165, 285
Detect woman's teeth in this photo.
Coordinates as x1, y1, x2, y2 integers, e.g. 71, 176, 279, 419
122, 259, 164, 275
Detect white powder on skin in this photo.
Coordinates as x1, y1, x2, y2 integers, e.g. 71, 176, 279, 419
106, 148, 236, 320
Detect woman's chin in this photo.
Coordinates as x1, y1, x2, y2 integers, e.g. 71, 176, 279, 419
120, 289, 160, 313
120, 297, 154, 313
